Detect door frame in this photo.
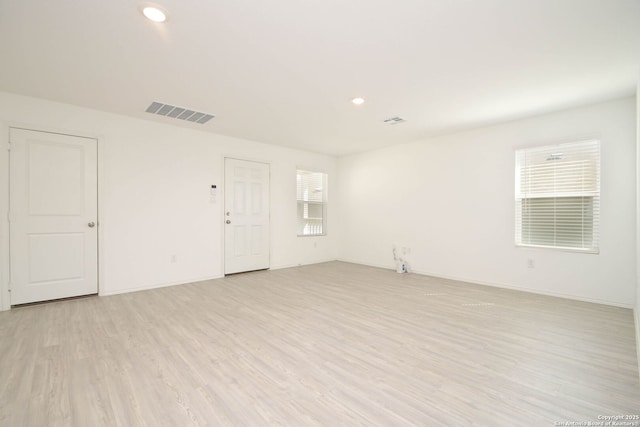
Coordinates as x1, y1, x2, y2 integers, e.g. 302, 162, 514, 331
0, 123, 103, 310
222, 155, 272, 275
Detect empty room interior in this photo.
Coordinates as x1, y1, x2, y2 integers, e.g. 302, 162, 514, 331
1, 0, 640, 425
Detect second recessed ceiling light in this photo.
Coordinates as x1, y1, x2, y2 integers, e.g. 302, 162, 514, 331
352, 97, 365, 105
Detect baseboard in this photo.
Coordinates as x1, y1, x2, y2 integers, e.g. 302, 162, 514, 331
270, 258, 338, 271
99, 259, 337, 296
100, 274, 224, 296
99, 258, 634, 310
336, 257, 634, 309
336, 257, 395, 271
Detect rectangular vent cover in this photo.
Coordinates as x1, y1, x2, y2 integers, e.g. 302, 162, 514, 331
145, 102, 214, 124
384, 116, 406, 125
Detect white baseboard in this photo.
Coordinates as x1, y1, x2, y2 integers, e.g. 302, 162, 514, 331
336, 257, 395, 271
336, 257, 634, 309
270, 258, 337, 271
99, 274, 224, 296
97, 259, 337, 297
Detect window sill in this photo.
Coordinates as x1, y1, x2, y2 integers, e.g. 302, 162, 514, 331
515, 243, 599, 254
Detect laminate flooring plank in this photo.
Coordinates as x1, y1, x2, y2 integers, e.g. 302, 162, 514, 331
1, 261, 639, 426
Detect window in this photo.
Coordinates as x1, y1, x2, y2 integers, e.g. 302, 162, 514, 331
515, 140, 600, 252
297, 169, 327, 236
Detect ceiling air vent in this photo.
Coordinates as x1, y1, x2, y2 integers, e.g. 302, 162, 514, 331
145, 102, 215, 124
384, 116, 406, 125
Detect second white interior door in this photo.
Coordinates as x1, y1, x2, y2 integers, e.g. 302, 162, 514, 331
224, 158, 270, 274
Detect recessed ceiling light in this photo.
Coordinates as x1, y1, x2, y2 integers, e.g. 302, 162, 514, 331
142, 6, 167, 23
352, 97, 365, 105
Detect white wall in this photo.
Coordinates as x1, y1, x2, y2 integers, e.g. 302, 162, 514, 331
0, 91, 337, 308
635, 77, 640, 376
338, 97, 637, 307
0, 91, 636, 312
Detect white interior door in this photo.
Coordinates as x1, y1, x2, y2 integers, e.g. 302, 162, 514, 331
224, 158, 270, 274
9, 128, 98, 305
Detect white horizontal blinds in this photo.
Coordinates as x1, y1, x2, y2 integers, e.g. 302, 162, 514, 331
296, 170, 326, 236
515, 140, 600, 252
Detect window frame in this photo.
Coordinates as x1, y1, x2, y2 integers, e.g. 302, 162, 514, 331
296, 169, 327, 237
514, 140, 600, 254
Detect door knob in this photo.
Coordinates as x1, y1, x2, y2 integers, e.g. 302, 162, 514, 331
226, 220, 231, 224
88, 222, 96, 228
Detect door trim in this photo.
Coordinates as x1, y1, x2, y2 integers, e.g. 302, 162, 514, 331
223, 156, 271, 275
1, 124, 102, 310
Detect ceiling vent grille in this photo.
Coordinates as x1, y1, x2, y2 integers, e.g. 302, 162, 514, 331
145, 102, 215, 124
384, 116, 406, 125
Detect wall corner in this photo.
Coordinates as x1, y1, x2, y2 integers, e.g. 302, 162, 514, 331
0, 122, 10, 311
635, 73, 640, 381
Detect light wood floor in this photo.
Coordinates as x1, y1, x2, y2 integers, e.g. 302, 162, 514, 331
1, 262, 638, 426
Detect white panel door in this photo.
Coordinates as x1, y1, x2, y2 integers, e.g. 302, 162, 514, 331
9, 128, 98, 304
224, 158, 270, 274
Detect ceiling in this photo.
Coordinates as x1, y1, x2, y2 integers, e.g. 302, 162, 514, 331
0, 0, 638, 157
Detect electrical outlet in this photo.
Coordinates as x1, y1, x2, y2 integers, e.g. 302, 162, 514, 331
527, 258, 535, 268
171, 254, 177, 263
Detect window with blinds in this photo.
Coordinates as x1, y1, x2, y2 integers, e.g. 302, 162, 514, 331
296, 170, 327, 236
515, 140, 600, 252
